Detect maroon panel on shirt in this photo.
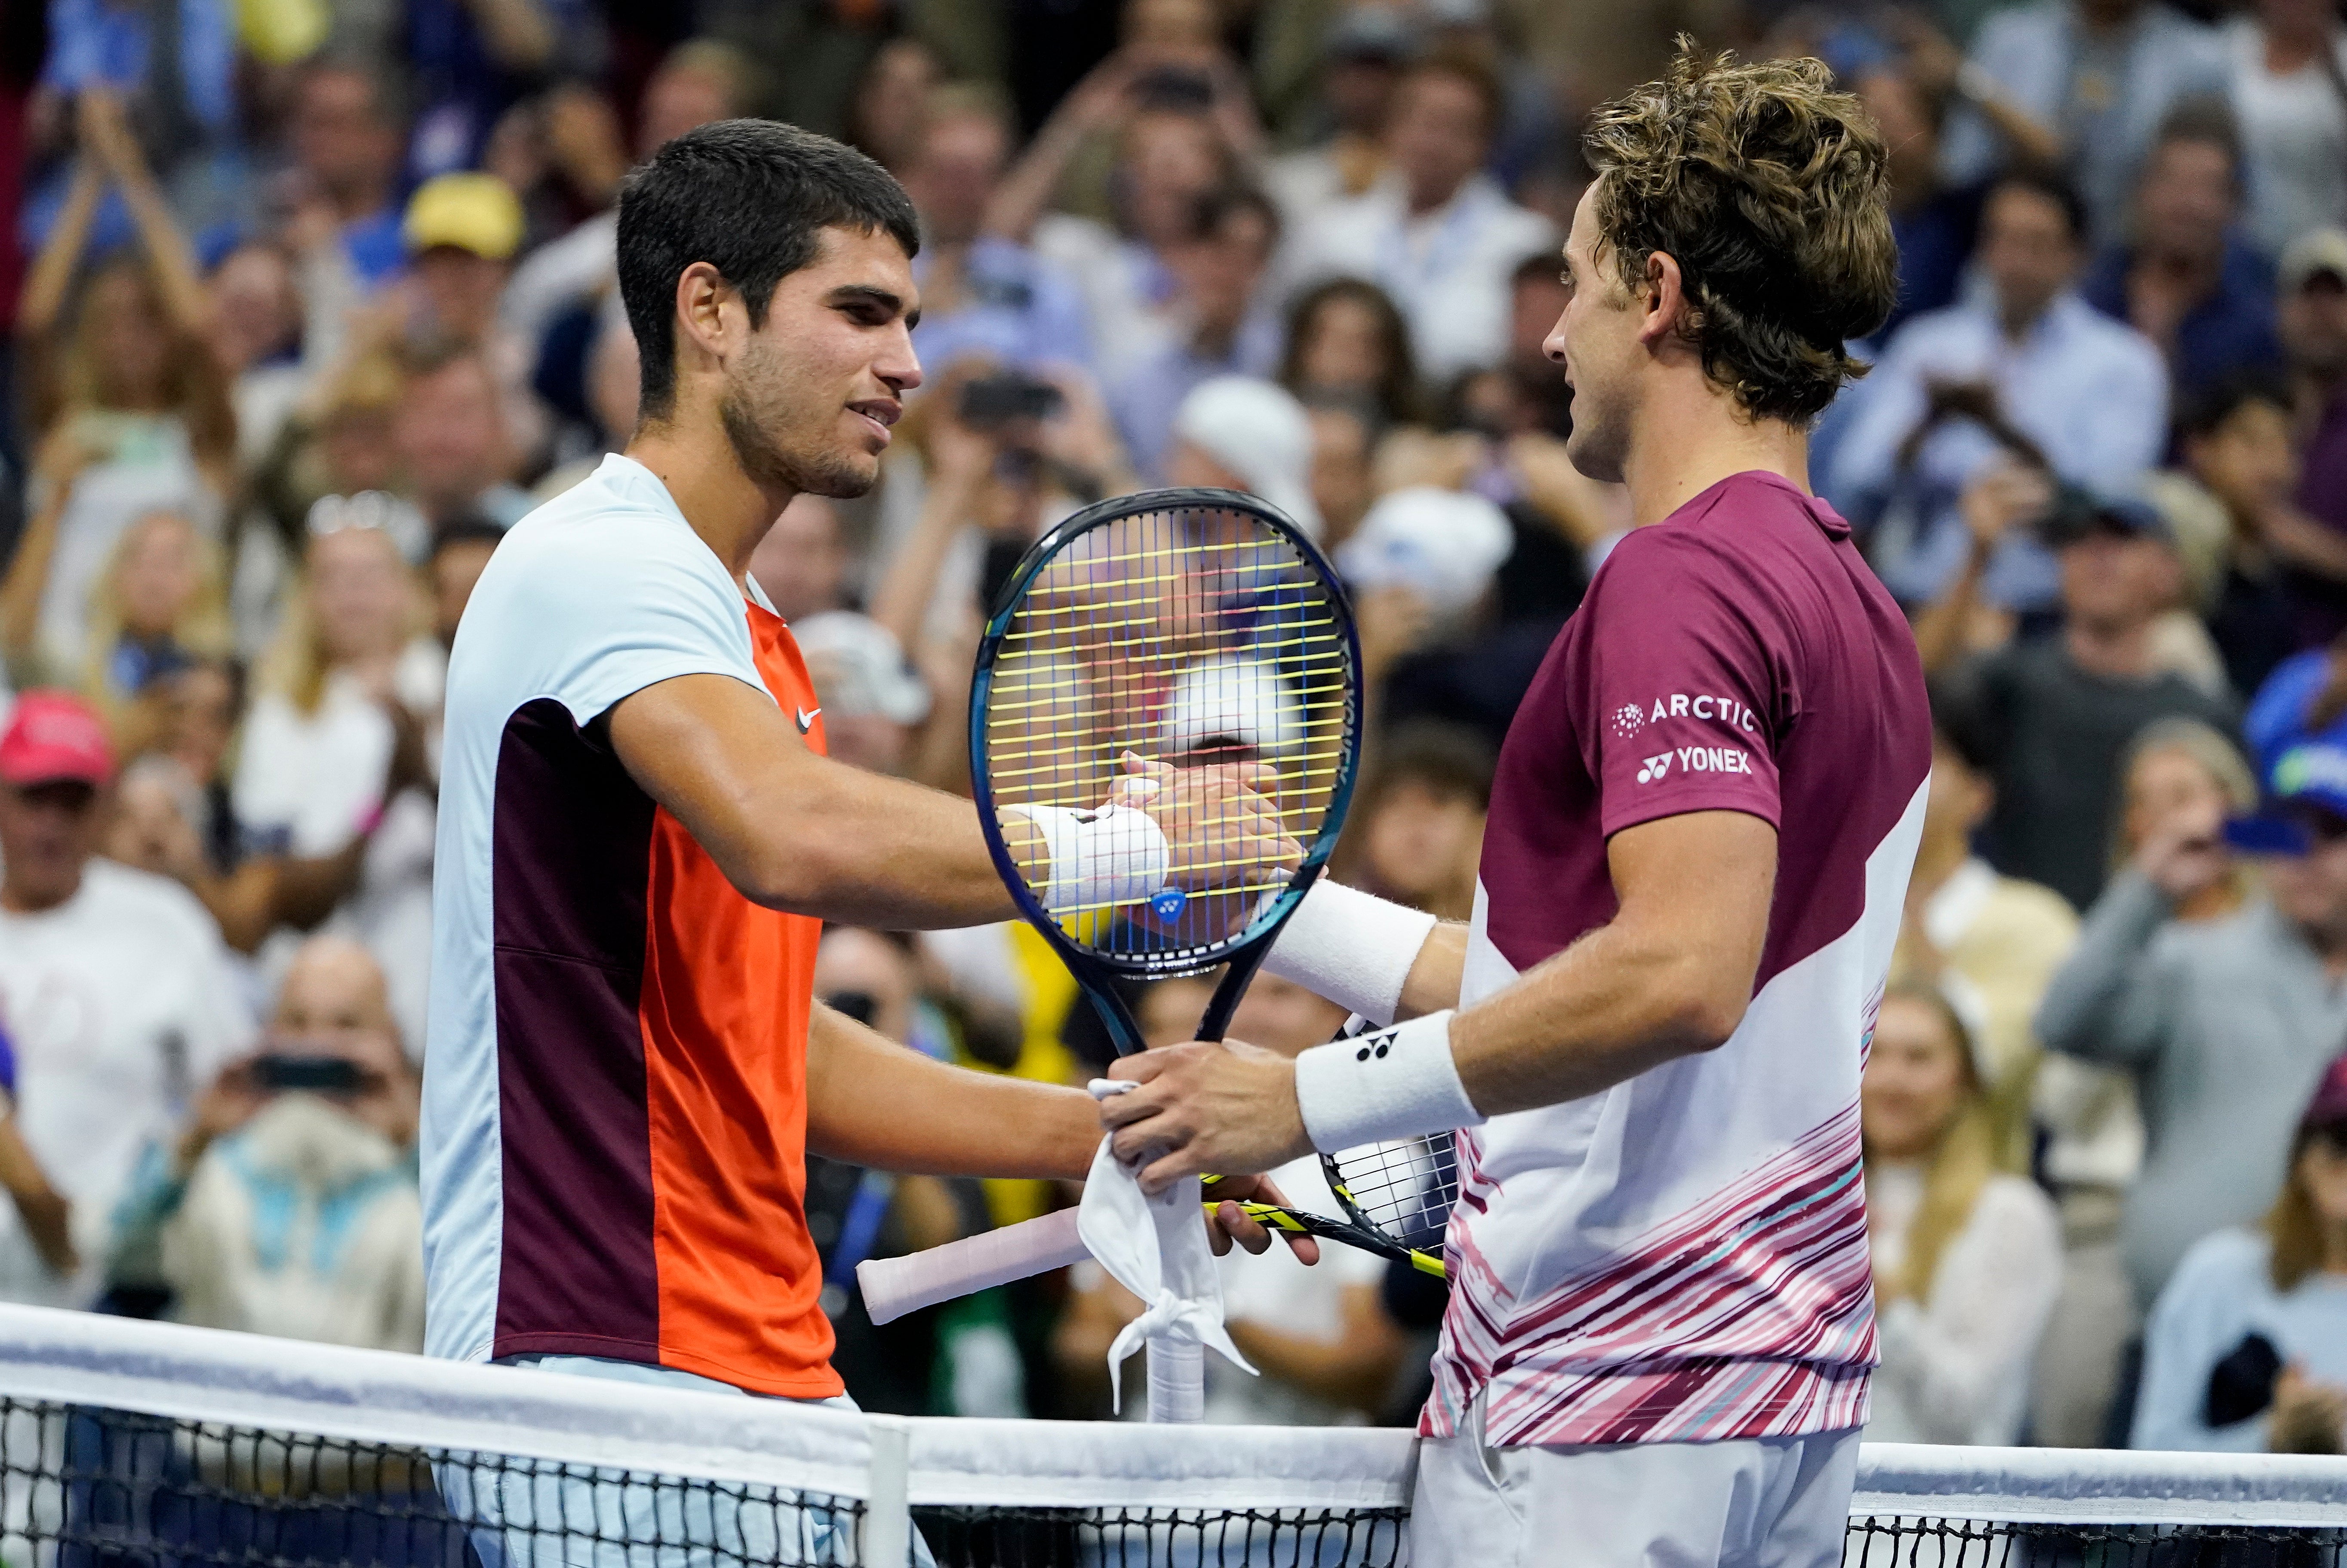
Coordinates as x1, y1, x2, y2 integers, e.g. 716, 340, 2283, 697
490, 698, 660, 1355
1479, 472, 1929, 992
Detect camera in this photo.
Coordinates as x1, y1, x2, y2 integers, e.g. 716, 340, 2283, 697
957, 373, 1065, 432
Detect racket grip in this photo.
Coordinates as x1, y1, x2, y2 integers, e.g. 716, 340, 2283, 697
855, 1207, 1090, 1325
1146, 1333, 1205, 1424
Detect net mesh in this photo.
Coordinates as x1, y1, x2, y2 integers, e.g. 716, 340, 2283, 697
0, 1307, 2341, 1568
980, 499, 1356, 959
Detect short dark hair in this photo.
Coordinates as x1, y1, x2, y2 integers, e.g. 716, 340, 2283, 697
2177, 370, 2292, 443
2148, 96, 2244, 188
1366, 720, 1497, 813
1184, 183, 1282, 249
1987, 165, 2089, 247
1584, 48, 1898, 424
617, 119, 920, 423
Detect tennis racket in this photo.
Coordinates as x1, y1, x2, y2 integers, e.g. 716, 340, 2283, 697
970, 486, 1361, 1421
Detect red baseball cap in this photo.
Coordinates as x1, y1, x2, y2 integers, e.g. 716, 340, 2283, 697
0, 692, 114, 788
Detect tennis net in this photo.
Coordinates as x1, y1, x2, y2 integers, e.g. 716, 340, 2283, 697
0, 1305, 2340, 1568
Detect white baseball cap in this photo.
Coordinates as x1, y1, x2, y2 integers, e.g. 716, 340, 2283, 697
1170, 377, 1324, 539
1335, 485, 1513, 616
791, 612, 932, 725
1162, 654, 1303, 760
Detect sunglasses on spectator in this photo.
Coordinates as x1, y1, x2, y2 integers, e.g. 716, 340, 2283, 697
305, 491, 405, 538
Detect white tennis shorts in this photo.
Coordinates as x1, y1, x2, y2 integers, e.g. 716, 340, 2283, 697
1410, 1391, 1861, 1568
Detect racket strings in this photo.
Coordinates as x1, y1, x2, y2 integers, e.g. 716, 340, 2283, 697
1328, 1133, 1459, 1252
982, 503, 1357, 962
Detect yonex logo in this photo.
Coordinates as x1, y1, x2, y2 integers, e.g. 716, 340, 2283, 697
1636, 746, 1754, 783
1636, 753, 1673, 784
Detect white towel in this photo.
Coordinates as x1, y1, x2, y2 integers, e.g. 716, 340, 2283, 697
1079, 1079, 1255, 1414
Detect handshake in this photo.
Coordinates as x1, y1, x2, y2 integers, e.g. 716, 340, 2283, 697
1002, 753, 1301, 918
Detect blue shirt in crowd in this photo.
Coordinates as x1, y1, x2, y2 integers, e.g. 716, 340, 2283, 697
2080, 236, 2282, 401
1824, 291, 2169, 610
910, 238, 1095, 380
2133, 1227, 2347, 1451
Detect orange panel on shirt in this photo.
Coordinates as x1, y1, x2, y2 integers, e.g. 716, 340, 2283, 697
638, 603, 840, 1397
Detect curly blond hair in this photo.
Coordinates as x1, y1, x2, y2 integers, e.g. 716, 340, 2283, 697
1584, 46, 1897, 423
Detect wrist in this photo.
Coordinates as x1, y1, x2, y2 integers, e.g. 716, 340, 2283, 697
1292, 1011, 1483, 1152
1261, 879, 1438, 1026
1001, 801, 1169, 914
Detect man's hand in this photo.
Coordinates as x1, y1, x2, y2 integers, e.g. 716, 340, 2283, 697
2270, 1364, 2347, 1454
1100, 1038, 1314, 1194
2135, 794, 2230, 905
1115, 753, 1301, 895
1956, 460, 2052, 557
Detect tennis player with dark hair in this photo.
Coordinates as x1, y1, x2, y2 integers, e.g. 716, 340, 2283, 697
1101, 52, 1926, 1566
421, 117, 1303, 1494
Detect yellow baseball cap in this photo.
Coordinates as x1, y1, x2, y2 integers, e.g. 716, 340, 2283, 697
402, 173, 524, 261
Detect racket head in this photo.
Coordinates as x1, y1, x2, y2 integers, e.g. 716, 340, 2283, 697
1321, 1132, 1459, 1261
970, 487, 1363, 981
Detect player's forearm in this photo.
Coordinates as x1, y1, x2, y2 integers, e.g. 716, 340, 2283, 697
805, 1003, 1099, 1179
1449, 917, 1750, 1117
744, 762, 1021, 927
1393, 922, 1467, 1020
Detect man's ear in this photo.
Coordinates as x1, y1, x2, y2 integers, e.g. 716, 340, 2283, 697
672, 261, 738, 373
1638, 249, 1689, 350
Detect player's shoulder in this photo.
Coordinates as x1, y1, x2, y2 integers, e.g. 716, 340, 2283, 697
474, 458, 735, 616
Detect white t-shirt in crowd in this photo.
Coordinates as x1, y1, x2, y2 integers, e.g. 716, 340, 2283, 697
1863, 1162, 2063, 1446
0, 860, 255, 1305
2227, 18, 2347, 258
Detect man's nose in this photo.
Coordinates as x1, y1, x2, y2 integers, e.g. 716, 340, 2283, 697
879, 326, 923, 395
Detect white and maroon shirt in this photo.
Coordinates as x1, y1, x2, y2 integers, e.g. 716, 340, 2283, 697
1428, 470, 1930, 1448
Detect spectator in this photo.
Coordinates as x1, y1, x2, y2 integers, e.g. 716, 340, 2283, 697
15, 93, 236, 667
500, 40, 756, 357
106, 936, 424, 1350
1109, 185, 1282, 481
1289, 52, 1556, 382
2035, 725, 2347, 1310
1302, 397, 1378, 550
77, 506, 231, 740
2080, 105, 2281, 401
791, 611, 932, 779
2028, 716, 2253, 1444
1862, 983, 2063, 1446
1163, 376, 1321, 537
1938, 493, 2236, 913
1277, 277, 1424, 431
1829, 171, 2169, 615
1002, 84, 1244, 380
281, 62, 409, 290
1852, 65, 1985, 348
0, 692, 252, 1308
2132, 1051, 2347, 1453
1892, 711, 2079, 1174
1259, 7, 1407, 234
393, 343, 530, 529
898, 86, 1094, 379
236, 519, 440, 1039
398, 174, 548, 469
2283, 230, 2347, 545
750, 495, 854, 626
427, 520, 502, 652
1937, 0, 2229, 247
2151, 375, 2347, 698
1336, 720, 1492, 922
401, 0, 581, 184
844, 38, 941, 176
2224, 0, 2347, 260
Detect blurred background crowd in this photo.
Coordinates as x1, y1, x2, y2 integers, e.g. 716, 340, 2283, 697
0, 0, 2344, 1456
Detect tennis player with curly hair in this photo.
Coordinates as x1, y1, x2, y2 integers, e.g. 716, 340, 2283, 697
1101, 50, 1926, 1566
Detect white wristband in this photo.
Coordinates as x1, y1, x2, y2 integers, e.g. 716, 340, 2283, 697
1261, 879, 1438, 1027
1292, 1011, 1483, 1153
1002, 802, 1171, 914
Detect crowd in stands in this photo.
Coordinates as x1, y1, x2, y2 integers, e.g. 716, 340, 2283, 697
0, 0, 2344, 1453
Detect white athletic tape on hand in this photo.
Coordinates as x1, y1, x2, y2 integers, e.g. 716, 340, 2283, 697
1077, 1079, 1253, 1418
1001, 803, 1172, 915
1261, 879, 1439, 1027
1293, 1009, 1483, 1153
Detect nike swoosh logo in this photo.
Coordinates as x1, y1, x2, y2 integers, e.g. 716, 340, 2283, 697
796, 706, 820, 733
